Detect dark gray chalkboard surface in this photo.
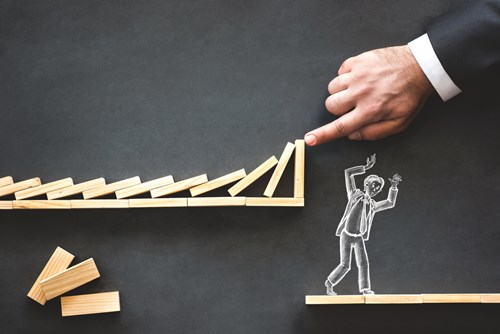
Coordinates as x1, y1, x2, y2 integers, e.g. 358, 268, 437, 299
1, 0, 499, 332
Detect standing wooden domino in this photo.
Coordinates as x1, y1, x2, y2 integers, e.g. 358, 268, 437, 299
228, 156, 278, 197
61, 291, 120, 317
294, 139, 305, 198
15, 178, 74, 200
190, 169, 246, 197
263, 142, 295, 197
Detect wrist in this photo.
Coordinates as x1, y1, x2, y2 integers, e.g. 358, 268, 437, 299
400, 45, 434, 99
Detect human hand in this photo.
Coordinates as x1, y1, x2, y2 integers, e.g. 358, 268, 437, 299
388, 173, 403, 188
304, 45, 433, 144
365, 154, 376, 170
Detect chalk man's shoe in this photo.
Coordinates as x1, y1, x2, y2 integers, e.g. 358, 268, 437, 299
325, 280, 337, 296
361, 289, 375, 295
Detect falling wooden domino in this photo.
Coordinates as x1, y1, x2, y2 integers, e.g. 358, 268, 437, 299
61, 291, 121, 317
115, 175, 174, 199
83, 177, 141, 199
71, 200, 129, 209
15, 178, 74, 200
0, 178, 41, 197
246, 197, 304, 207
305, 295, 365, 305
13, 200, 71, 209
263, 142, 295, 197
40, 258, 100, 301
188, 197, 246, 207
27, 247, 75, 305
0, 176, 14, 188
46, 178, 106, 200
228, 156, 278, 197
294, 139, 305, 198
151, 174, 208, 198
190, 169, 246, 197
129, 198, 188, 208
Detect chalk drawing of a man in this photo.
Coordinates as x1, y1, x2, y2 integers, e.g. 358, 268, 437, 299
325, 154, 402, 295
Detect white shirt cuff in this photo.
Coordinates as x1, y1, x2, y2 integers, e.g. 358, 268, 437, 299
408, 33, 462, 102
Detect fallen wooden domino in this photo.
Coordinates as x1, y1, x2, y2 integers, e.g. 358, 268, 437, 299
306, 293, 500, 304
246, 197, 304, 207
61, 291, 120, 317
0, 178, 41, 197
47, 178, 106, 200
15, 178, 74, 200
83, 177, 141, 199
115, 175, 174, 199
188, 197, 246, 207
190, 169, 246, 197
13, 200, 71, 209
151, 174, 208, 198
0, 176, 14, 188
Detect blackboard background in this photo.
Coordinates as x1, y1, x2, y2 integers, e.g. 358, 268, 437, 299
1, 0, 500, 332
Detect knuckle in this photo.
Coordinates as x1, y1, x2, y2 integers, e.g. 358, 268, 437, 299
334, 121, 347, 136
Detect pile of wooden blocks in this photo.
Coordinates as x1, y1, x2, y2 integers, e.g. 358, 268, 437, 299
0, 140, 305, 209
27, 247, 120, 317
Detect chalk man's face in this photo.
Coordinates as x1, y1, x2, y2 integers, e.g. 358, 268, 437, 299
365, 181, 383, 197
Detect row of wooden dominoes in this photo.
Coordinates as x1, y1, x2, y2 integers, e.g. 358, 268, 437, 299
306, 294, 500, 304
0, 140, 305, 209
27, 247, 120, 317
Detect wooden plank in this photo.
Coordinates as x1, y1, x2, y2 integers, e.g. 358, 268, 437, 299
228, 156, 278, 197
61, 291, 120, 317
190, 169, 246, 197
129, 198, 188, 208
481, 294, 500, 303
423, 294, 482, 303
188, 197, 246, 207
365, 294, 423, 304
83, 177, 141, 199
305, 295, 365, 305
0, 178, 41, 197
40, 258, 100, 301
151, 174, 208, 198
246, 197, 304, 207
13, 200, 71, 209
15, 178, 74, 200
71, 200, 129, 209
47, 178, 106, 200
294, 139, 305, 198
0, 176, 14, 188
27, 247, 75, 305
115, 176, 174, 199
263, 142, 295, 197
0, 201, 13, 210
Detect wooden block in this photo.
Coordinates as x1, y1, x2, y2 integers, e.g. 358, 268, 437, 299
190, 169, 246, 197
481, 294, 500, 303
0, 176, 14, 188
15, 178, 74, 200
423, 294, 481, 303
0, 201, 13, 210
115, 175, 174, 199
294, 139, 305, 198
0, 178, 41, 197
129, 198, 188, 208
151, 174, 208, 198
305, 295, 365, 305
228, 156, 278, 197
263, 142, 295, 197
246, 197, 304, 207
365, 294, 423, 304
40, 258, 100, 301
83, 177, 141, 199
71, 200, 129, 209
61, 291, 120, 317
47, 178, 106, 200
13, 200, 71, 209
27, 247, 75, 305
188, 197, 246, 207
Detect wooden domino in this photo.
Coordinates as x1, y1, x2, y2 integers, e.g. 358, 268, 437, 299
0, 201, 13, 209
0, 176, 14, 188
246, 197, 304, 207
422, 294, 482, 303
47, 178, 106, 200
151, 174, 208, 198
263, 142, 295, 197
61, 291, 120, 317
27, 247, 75, 305
15, 178, 74, 200
115, 175, 174, 199
71, 200, 129, 209
188, 197, 246, 207
294, 139, 305, 198
228, 156, 278, 197
305, 295, 365, 305
83, 177, 141, 199
129, 198, 188, 208
481, 294, 500, 303
0, 178, 41, 197
190, 169, 246, 197
40, 258, 100, 301
365, 294, 423, 304
13, 200, 71, 209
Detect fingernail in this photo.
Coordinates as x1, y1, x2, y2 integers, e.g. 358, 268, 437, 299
349, 131, 362, 140
304, 134, 317, 146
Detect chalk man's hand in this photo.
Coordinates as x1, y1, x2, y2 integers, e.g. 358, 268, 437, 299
388, 173, 403, 188
304, 45, 434, 145
365, 154, 376, 170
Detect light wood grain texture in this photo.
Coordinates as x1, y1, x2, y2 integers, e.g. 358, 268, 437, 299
129, 198, 188, 208
0, 178, 41, 197
0, 176, 14, 188
481, 294, 500, 303
40, 258, 100, 301
263, 142, 295, 197
294, 139, 305, 198
115, 176, 174, 199
47, 178, 106, 200
15, 178, 74, 200
228, 156, 278, 197
365, 294, 423, 304
13, 200, 71, 209
423, 294, 481, 303
27, 247, 75, 305
0, 201, 13, 210
190, 169, 246, 197
188, 197, 246, 207
61, 291, 120, 317
151, 174, 208, 198
246, 197, 304, 207
71, 200, 129, 209
305, 295, 365, 305
83, 177, 141, 199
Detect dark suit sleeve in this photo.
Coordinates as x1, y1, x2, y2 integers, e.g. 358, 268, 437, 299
427, 0, 500, 90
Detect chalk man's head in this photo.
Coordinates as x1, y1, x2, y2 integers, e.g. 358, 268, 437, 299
364, 175, 384, 197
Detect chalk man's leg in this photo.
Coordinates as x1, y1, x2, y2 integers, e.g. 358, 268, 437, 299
354, 237, 372, 293
326, 232, 353, 293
